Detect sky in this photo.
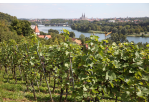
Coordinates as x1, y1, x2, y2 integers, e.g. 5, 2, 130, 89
0, 1, 149, 19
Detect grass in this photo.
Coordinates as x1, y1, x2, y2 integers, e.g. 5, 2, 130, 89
88, 30, 105, 34
127, 32, 149, 37
127, 35, 149, 37
0, 67, 116, 102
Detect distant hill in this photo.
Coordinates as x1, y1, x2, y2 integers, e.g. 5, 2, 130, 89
0, 12, 17, 23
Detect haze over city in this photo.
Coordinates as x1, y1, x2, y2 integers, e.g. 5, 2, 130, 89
0, 2, 149, 19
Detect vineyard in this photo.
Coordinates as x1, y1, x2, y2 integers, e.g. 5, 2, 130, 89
0, 29, 149, 102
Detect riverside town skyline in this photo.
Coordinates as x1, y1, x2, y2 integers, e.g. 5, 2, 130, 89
0, 3, 149, 19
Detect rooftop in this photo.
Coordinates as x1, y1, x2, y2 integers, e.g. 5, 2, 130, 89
34, 25, 40, 33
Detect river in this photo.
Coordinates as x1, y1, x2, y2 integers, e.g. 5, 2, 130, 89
38, 25, 149, 44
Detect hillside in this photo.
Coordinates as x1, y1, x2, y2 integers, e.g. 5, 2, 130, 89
0, 12, 17, 23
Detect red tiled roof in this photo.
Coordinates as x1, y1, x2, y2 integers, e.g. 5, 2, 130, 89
38, 35, 51, 39
71, 38, 82, 45
34, 25, 40, 33
45, 35, 51, 39
38, 35, 45, 38
74, 39, 82, 45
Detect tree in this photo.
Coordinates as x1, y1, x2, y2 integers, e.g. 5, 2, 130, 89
118, 26, 123, 30
140, 27, 144, 32
146, 25, 149, 31
130, 28, 134, 34
79, 34, 85, 44
45, 38, 53, 45
69, 32, 75, 38
102, 26, 110, 32
0, 20, 22, 43
96, 26, 101, 31
21, 20, 33, 36
54, 37, 59, 45
125, 25, 130, 29
135, 28, 140, 34
107, 33, 128, 44
0, 12, 17, 23
143, 27, 147, 32
10, 19, 33, 36
112, 27, 118, 33
48, 29, 59, 34
10, 19, 22, 35
118, 29, 122, 35
85, 37, 90, 42
121, 27, 127, 35
40, 31, 47, 35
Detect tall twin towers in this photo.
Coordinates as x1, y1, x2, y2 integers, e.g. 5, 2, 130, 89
82, 13, 85, 18
80, 13, 86, 20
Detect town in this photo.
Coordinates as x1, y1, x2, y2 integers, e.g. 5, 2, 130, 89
0, 3, 149, 102
25, 13, 147, 25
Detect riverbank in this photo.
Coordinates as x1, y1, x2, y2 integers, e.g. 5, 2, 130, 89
127, 35, 149, 37
38, 25, 149, 43
127, 32, 149, 37
88, 30, 105, 34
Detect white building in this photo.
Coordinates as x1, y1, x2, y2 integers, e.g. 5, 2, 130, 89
108, 20, 115, 23
34, 25, 40, 35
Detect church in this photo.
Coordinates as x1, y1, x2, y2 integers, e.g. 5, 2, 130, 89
80, 13, 87, 20
32, 25, 51, 40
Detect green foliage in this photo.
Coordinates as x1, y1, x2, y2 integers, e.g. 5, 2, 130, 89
79, 34, 85, 44
0, 29, 149, 102
21, 20, 33, 36
48, 29, 59, 34
71, 20, 149, 35
112, 27, 118, 33
0, 20, 22, 43
69, 32, 75, 38
10, 19, 33, 36
0, 12, 17, 23
107, 33, 128, 44
40, 31, 47, 35
121, 27, 127, 35
85, 37, 90, 42
135, 28, 140, 34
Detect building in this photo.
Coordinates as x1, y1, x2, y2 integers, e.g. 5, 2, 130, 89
108, 20, 115, 23
72, 38, 88, 49
38, 35, 51, 40
80, 13, 87, 20
32, 25, 51, 40
72, 38, 82, 45
125, 20, 130, 22
34, 25, 40, 35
